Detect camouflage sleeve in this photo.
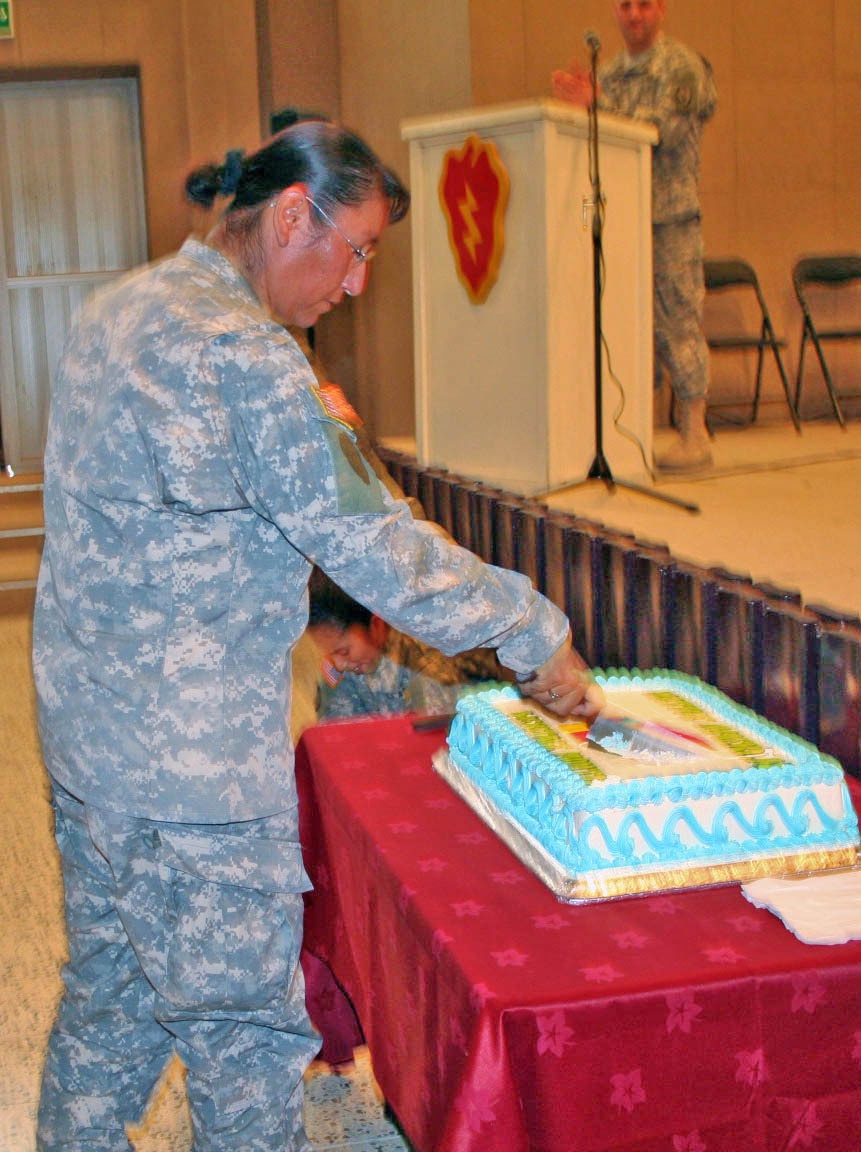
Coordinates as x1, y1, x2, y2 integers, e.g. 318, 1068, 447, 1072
654, 54, 717, 149
402, 674, 462, 716
396, 632, 506, 684
216, 342, 570, 677
318, 674, 381, 719
394, 632, 469, 685
600, 44, 717, 148
318, 651, 413, 719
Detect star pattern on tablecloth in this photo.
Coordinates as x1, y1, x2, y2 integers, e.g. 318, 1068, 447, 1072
532, 913, 569, 930
791, 972, 827, 1014
470, 982, 495, 1010
388, 820, 418, 834
400, 761, 426, 777
788, 1100, 824, 1146
672, 1132, 706, 1152
610, 1068, 646, 1113
703, 944, 746, 964
727, 913, 764, 933
432, 928, 454, 956
451, 900, 485, 917
665, 991, 702, 1034
648, 896, 684, 915
490, 868, 525, 886
612, 929, 649, 950
379, 735, 408, 755
456, 831, 489, 845
456, 1081, 498, 1133
582, 963, 624, 983
536, 1010, 575, 1057
735, 1047, 768, 1087
491, 947, 529, 967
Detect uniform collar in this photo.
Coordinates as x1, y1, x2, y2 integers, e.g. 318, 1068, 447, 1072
622, 30, 664, 70
180, 236, 260, 306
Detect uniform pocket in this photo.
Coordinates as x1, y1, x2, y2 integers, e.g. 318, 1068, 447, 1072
163, 874, 305, 1014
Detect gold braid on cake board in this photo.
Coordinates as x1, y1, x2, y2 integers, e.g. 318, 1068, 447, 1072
570, 846, 859, 902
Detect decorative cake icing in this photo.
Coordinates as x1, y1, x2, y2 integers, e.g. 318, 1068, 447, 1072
440, 669, 860, 901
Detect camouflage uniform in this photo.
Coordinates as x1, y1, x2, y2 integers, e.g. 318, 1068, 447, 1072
599, 35, 717, 400
318, 631, 505, 719
32, 238, 571, 1149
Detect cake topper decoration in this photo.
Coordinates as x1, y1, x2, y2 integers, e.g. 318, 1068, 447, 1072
587, 711, 711, 764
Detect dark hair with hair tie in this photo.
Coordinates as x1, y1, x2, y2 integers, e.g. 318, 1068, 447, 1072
220, 149, 245, 198
184, 120, 409, 227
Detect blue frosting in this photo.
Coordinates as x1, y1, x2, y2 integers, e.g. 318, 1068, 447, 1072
445, 670, 861, 876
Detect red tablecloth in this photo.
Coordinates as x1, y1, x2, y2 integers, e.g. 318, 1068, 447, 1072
298, 715, 861, 1152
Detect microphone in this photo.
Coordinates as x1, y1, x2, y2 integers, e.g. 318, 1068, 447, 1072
584, 29, 601, 53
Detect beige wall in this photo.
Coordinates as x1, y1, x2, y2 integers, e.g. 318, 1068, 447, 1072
2, 1, 857, 441
260, 0, 355, 398
333, 1, 473, 434
0, 0, 262, 257
260, 0, 340, 122
515, 0, 861, 420
326, 0, 861, 435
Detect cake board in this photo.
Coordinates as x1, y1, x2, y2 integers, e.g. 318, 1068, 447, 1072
434, 669, 861, 903
437, 751, 861, 903
432, 748, 858, 903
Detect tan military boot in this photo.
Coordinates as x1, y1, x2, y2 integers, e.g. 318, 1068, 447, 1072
655, 396, 713, 473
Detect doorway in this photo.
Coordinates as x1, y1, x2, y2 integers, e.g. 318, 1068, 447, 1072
0, 75, 147, 473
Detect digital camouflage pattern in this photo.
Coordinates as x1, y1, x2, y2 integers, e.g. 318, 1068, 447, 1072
32, 237, 571, 1147
33, 238, 570, 826
651, 215, 710, 400
318, 629, 506, 719
598, 35, 717, 226
38, 785, 317, 1151
599, 36, 717, 400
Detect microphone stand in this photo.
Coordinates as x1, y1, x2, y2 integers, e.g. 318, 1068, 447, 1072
542, 38, 698, 514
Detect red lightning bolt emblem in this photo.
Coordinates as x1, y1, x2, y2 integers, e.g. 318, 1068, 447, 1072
439, 134, 510, 305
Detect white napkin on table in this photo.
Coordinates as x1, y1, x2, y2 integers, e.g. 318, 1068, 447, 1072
741, 868, 861, 945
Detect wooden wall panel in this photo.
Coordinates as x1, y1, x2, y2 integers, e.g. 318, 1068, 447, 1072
0, 0, 261, 257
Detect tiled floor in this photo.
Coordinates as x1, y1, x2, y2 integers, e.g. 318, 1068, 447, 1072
123, 1048, 411, 1151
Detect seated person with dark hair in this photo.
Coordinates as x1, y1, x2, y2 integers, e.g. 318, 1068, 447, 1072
307, 569, 510, 719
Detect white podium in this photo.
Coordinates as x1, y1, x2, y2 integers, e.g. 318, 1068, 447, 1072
401, 99, 657, 496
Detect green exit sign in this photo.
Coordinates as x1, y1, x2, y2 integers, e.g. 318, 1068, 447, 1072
0, 1, 14, 40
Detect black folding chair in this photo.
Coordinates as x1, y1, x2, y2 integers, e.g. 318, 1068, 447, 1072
703, 258, 800, 430
792, 254, 861, 426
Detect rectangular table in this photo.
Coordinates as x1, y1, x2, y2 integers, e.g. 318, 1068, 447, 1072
297, 715, 861, 1152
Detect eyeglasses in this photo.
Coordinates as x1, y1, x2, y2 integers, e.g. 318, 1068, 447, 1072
305, 196, 375, 266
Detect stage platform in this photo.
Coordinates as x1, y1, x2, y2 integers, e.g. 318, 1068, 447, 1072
382, 419, 861, 620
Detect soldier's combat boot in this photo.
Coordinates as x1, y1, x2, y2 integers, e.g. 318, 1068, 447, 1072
655, 396, 712, 473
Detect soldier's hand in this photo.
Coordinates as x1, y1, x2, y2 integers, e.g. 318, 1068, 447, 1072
551, 67, 595, 107
518, 641, 604, 719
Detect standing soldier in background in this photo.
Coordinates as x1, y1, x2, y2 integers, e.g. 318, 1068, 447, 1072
553, 0, 717, 473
